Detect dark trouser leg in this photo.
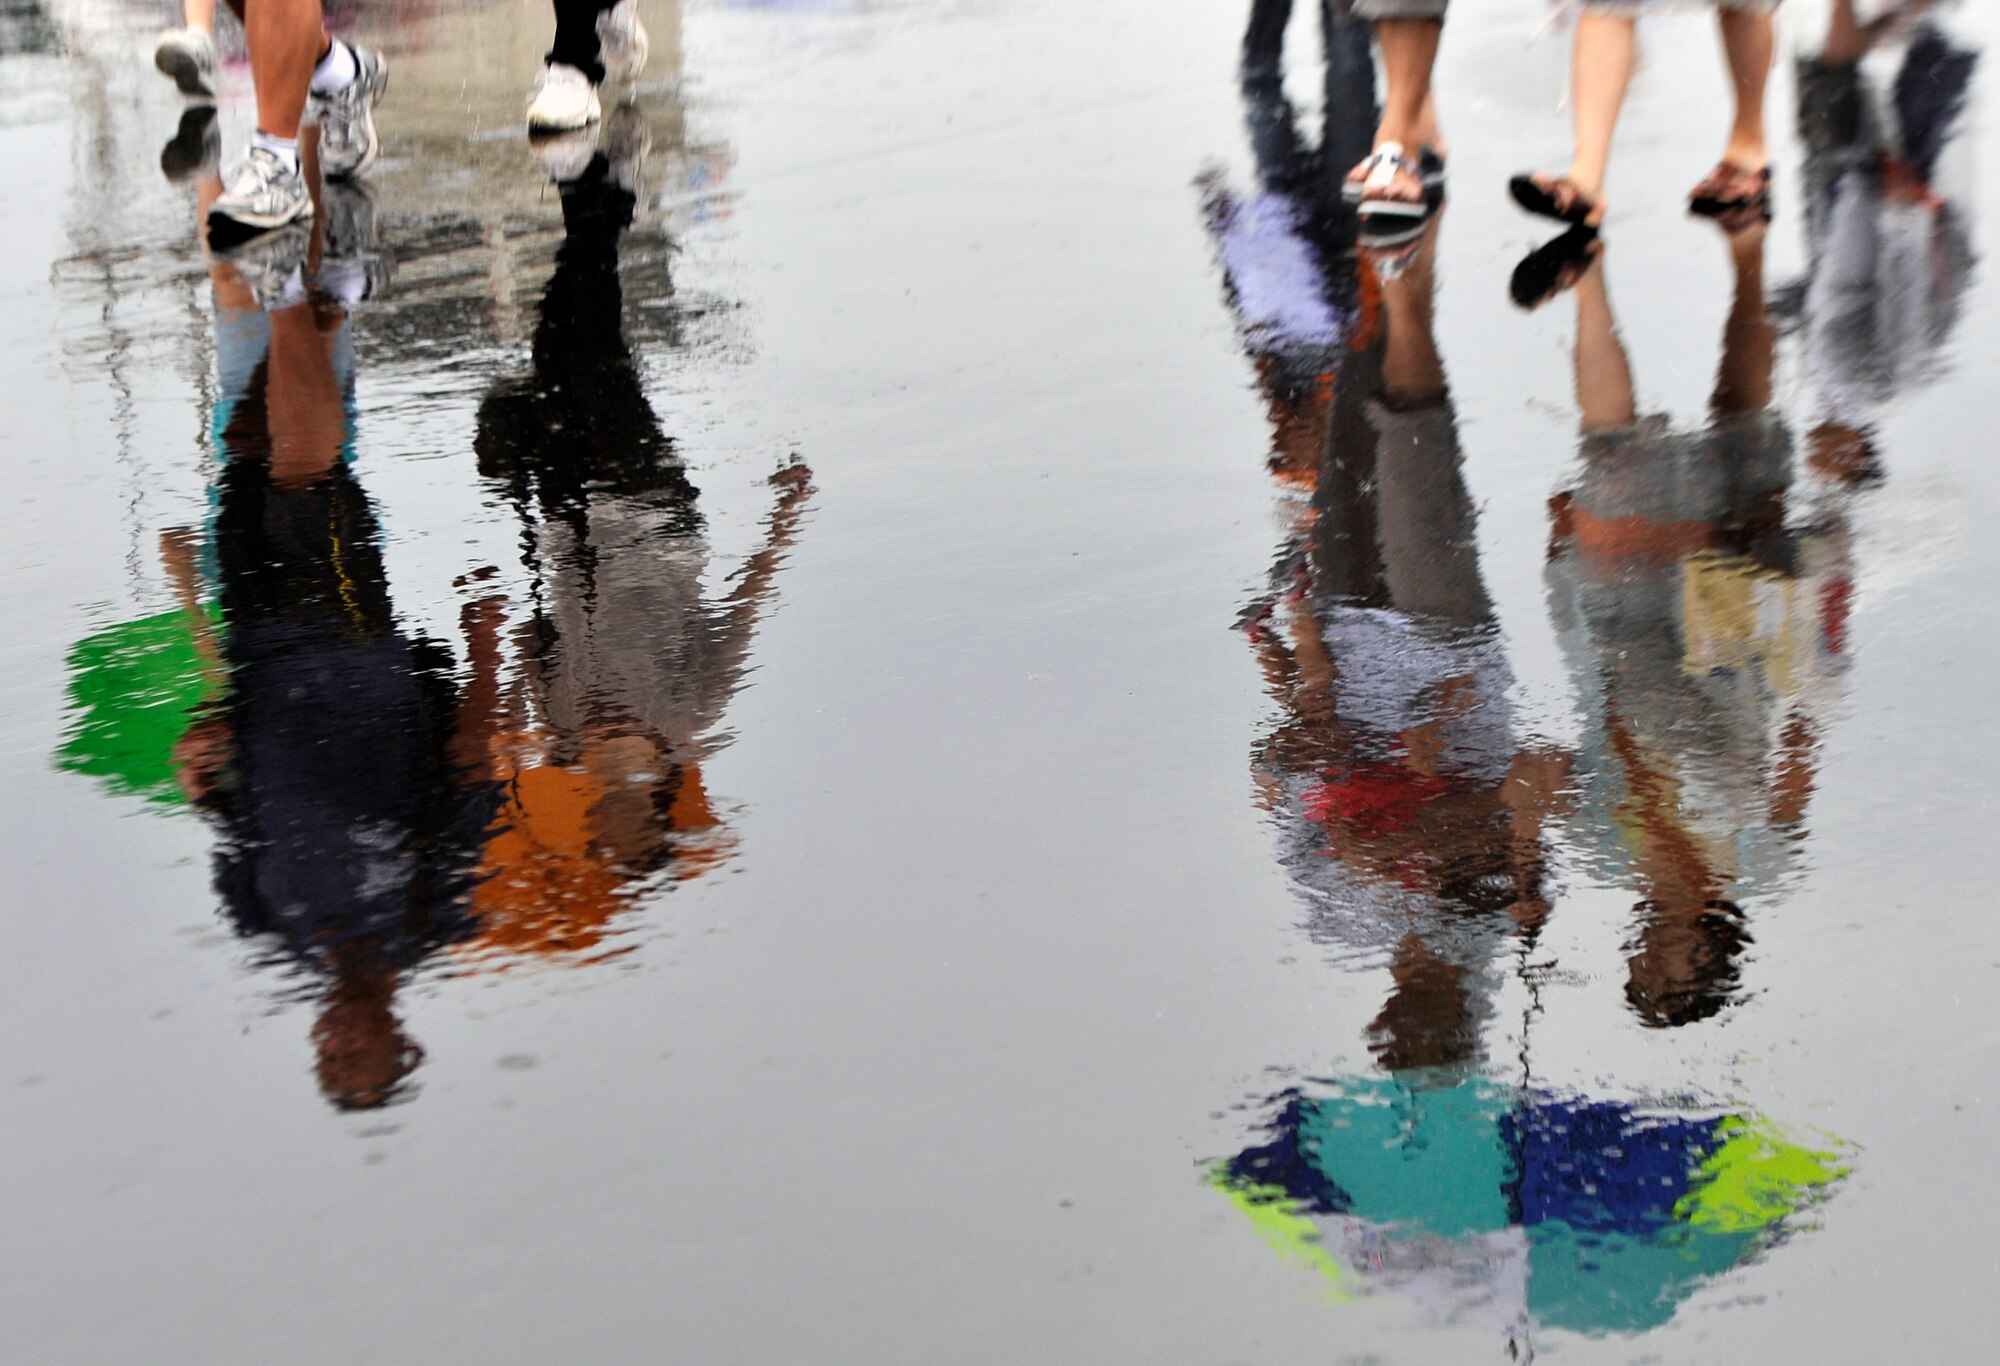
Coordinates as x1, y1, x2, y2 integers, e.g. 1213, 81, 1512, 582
549, 0, 618, 84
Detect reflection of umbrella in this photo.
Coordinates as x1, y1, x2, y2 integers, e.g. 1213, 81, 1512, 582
56, 607, 222, 805
1214, 1078, 1847, 1337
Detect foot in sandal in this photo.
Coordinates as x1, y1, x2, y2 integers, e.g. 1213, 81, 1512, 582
1509, 172, 1604, 229
1688, 161, 1772, 221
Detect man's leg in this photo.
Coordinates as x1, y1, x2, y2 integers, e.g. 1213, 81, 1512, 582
244, 0, 327, 142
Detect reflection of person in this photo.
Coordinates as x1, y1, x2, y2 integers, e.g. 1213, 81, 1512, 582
1544, 220, 1852, 1027
1240, 211, 1568, 1074
1791, 2, 1977, 485
1511, 1, 1781, 229
527, 0, 650, 134
1209, 0, 1375, 491
467, 118, 811, 963
170, 151, 502, 1110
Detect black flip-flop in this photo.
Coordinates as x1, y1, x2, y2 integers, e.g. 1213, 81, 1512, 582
1509, 227, 1600, 311
1509, 173, 1600, 227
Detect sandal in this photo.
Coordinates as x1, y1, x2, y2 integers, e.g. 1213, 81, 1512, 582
1343, 141, 1446, 206
1509, 228, 1601, 311
1509, 172, 1602, 227
1688, 162, 1771, 218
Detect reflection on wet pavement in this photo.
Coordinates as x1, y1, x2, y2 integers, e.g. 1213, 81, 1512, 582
6, 0, 1999, 1359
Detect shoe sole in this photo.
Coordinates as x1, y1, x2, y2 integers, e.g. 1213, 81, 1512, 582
207, 200, 314, 250
527, 105, 602, 132
155, 45, 215, 99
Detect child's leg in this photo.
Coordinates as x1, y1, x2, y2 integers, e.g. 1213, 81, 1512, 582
1716, 7, 1776, 172
184, 0, 216, 33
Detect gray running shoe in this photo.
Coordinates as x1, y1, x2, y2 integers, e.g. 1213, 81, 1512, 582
214, 222, 312, 312
154, 27, 217, 100
597, 0, 649, 83
160, 105, 220, 185
314, 180, 394, 304
310, 44, 390, 181
208, 146, 314, 242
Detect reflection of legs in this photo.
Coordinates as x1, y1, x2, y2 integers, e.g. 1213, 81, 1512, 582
1716, 9, 1775, 174
1370, 216, 1490, 626
264, 296, 349, 487
1573, 251, 1636, 434
1710, 221, 1774, 418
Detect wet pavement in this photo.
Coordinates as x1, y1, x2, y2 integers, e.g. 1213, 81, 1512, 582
3, 0, 1998, 1360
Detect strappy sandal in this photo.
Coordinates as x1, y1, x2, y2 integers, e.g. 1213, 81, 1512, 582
1688, 162, 1772, 219
1509, 172, 1602, 227
1342, 141, 1445, 206
1509, 228, 1601, 311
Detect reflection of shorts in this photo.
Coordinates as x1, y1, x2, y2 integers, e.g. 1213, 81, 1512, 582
1348, 0, 1448, 18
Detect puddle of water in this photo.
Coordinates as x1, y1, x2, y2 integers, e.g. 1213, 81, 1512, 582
3, 0, 1998, 1361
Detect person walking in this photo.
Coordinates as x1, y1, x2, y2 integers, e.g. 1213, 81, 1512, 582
1511, 1, 1780, 230
204, 0, 389, 242
527, 0, 650, 133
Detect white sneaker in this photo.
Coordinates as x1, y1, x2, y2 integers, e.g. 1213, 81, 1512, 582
154, 27, 217, 100
526, 63, 601, 132
597, 0, 650, 84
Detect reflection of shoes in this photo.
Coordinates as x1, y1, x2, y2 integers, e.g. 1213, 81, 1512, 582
1357, 205, 1434, 251
531, 125, 598, 183
208, 147, 314, 245
315, 180, 394, 304
160, 105, 220, 184
1509, 227, 1601, 311
153, 27, 217, 99
310, 44, 390, 180
1359, 235, 1423, 280
213, 223, 312, 311
605, 103, 651, 202
597, 0, 650, 83
528, 63, 601, 132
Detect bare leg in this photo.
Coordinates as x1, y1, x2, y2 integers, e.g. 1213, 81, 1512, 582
244, 0, 330, 139
1709, 219, 1773, 418
1565, 15, 1636, 221
1716, 9, 1775, 173
1378, 214, 1446, 407
1347, 19, 1443, 202
184, 0, 216, 32
1573, 249, 1635, 435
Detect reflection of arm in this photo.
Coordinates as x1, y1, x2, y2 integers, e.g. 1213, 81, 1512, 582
160, 527, 225, 682
707, 461, 814, 670
448, 585, 512, 780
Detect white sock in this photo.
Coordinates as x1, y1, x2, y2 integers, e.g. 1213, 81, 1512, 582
309, 39, 358, 96
250, 130, 300, 174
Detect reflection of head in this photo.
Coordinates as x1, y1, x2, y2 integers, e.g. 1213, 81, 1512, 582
1807, 421, 1883, 488
1369, 935, 1479, 1072
1624, 901, 1751, 1029
312, 955, 423, 1111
